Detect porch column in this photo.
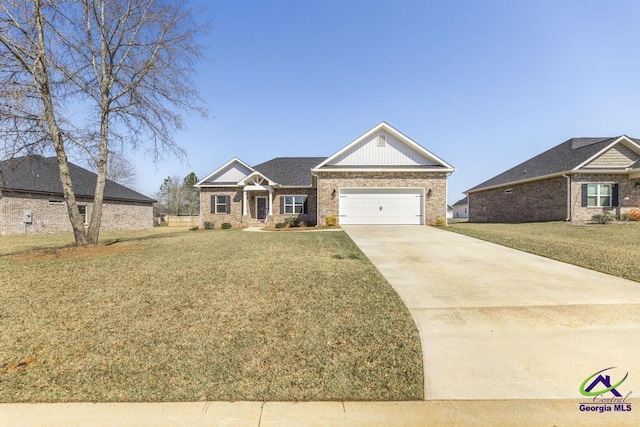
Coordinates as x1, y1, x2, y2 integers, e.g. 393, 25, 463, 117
268, 188, 273, 216
243, 189, 247, 216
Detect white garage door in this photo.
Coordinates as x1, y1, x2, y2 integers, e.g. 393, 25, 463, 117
339, 188, 424, 225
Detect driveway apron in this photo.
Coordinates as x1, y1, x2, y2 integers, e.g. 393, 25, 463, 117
342, 225, 640, 400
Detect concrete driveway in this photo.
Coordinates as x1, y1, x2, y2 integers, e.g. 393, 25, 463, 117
343, 225, 640, 400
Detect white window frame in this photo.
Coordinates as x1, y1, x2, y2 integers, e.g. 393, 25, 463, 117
587, 183, 612, 208
215, 195, 228, 214
78, 205, 88, 224
283, 195, 306, 214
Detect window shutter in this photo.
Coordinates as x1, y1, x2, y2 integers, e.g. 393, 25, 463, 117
581, 184, 588, 207
280, 196, 285, 214
211, 195, 216, 213
612, 184, 619, 207
225, 195, 231, 214
303, 197, 308, 214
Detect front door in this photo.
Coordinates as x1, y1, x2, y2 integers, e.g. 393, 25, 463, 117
256, 197, 267, 220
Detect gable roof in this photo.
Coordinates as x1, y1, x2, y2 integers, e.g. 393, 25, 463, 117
313, 122, 454, 172
0, 155, 154, 203
452, 196, 468, 207
195, 157, 255, 187
467, 136, 640, 193
253, 157, 326, 187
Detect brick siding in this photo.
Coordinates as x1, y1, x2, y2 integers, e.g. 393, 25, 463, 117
570, 174, 640, 222
468, 177, 567, 223
469, 174, 640, 223
0, 191, 153, 235
316, 171, 448, 226
199, 187, 318, 227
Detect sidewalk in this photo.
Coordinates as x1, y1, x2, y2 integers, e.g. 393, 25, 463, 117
2, 399, 639, 426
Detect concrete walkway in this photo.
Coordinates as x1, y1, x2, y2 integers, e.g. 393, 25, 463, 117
343, 225, 640, 402
3, 400, 640, 426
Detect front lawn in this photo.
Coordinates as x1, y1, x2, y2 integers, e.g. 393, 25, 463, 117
448, 221, 640, 282
0, 229, 422, 402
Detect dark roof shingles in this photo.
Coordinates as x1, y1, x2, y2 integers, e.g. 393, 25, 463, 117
0, 155, 154, 203
253, 157, 326, 187
467, 137, 620, 192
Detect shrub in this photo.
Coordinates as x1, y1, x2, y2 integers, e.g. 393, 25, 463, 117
629, 208, 640, 221
435, 217, 447, 227
203, 221, 215, 229
591, 212, 615, 224
221, 222, 232, 229
189, 226, 199, 231
620, 213, 631, 221
325, 215, 338, 227
275, 222, 287, 229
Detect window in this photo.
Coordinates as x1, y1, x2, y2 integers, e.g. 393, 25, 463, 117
587, 184, 611, 207
377, 134, 387, 147
283, 196, 306, 214
215, 195, 228, 214
78, 205, 87, 224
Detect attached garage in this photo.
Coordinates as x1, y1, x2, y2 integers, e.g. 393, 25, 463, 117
339, 188, 424, 225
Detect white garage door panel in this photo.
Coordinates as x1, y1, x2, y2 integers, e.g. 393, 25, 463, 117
339, 188, 423, 225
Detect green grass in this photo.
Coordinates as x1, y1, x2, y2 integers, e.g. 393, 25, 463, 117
448, 221, 640, 282
0, 229, 423, 402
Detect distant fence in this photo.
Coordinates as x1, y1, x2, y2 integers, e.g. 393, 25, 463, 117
165, 215, 199, 227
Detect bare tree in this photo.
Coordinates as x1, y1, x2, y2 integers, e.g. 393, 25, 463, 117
87, 150, 138, 189
0, 0, 206, 245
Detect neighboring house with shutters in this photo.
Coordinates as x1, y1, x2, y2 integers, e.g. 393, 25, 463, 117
466, 136, 640, 223
196, 122, 454, 227
0, 155, 155, 235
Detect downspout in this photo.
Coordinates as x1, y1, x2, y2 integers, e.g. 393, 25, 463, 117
562, 173, 571, 221
311, 171, 319, 228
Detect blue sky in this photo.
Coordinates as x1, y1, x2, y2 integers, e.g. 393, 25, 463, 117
131, 0, 640, 203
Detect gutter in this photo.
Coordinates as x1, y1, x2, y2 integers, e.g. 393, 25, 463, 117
562, 173, 571, 221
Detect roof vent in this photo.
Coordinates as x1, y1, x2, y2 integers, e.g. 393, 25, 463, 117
377, 134, 386, 147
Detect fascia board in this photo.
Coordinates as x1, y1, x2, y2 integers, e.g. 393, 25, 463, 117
573, 136, 640, 170
195, 157, 255, 187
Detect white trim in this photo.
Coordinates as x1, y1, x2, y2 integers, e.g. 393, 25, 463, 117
238, 171, 278, 186
315, 167, 453, 173
214, 195, 229, 214
312, 122, 455, 171
573, 136, 640, 170
630, 169, 640, 179
195, 157, 254, 187
282, 195, 307, 215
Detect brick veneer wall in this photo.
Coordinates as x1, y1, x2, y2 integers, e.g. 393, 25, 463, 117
468, 177, 567, 223
199, 187, 318, 227
315, 171, 448, 226
0, 191, 153, 235
570, 174, 640, 222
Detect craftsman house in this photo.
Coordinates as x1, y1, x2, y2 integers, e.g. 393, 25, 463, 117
196, 122, 455, 227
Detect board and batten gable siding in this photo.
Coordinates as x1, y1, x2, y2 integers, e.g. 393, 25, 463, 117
327, 131, 438, 167
583, 143, 640, 169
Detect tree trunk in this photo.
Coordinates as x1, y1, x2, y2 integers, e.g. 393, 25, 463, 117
34, 0, 89, 246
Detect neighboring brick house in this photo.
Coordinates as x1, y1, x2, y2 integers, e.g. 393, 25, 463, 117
466, 136, 640, 223
196, 122, 455, 227
0, 155, 155, 235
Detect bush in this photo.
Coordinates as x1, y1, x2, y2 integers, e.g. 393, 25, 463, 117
325, 215, 338, 227
189, 226, 199, 231
203, 221, 215, 229
221, 222, 232, 229
275, 222, 287, 229
629, 208, 640, 221
591, 212, 615, 224
435, 217, 447, 227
